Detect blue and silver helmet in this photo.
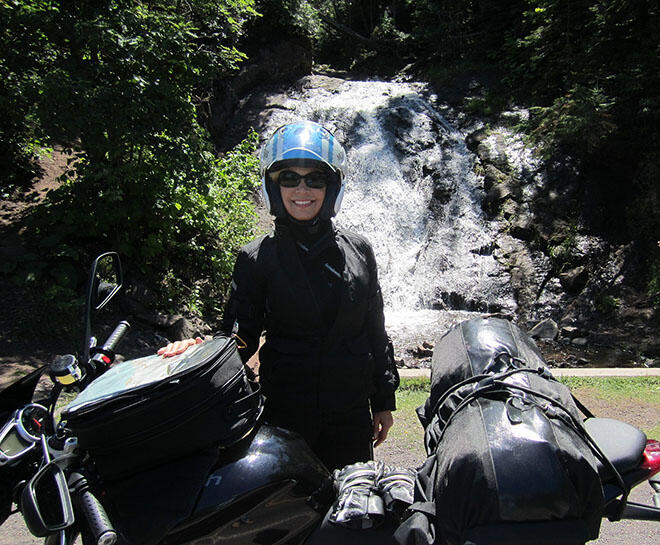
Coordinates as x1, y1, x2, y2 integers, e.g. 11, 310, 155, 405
260, 121, 347, 219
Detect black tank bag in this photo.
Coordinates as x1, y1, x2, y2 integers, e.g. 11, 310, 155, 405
62, 336, 263, 481
397, 318, 606, 545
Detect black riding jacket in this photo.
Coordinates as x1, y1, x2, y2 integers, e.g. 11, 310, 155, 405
221, 219, 399, 417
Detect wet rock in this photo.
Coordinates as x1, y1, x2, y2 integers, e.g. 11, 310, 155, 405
529, 318, 559, 340
475, 135, 510, 171
559, 266, 588, 294
482, 164, 507, 190
482, 182, 513, 215
411, 344, 433, 358
436, 291, 499, 313
500, 199, 518, 219
499, 108, 529, 126
571, 337, 588, 347
465, 128, 488, 152
510, 212, 536, 242
471, 242, 496, 256
640, 339, 660, 359
560, 325, 582, 339
431, 179, 455, 204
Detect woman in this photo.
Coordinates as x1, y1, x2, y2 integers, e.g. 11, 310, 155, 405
160, 121, 399, 471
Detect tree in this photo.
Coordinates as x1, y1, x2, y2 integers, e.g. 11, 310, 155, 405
1, 0, 261, 317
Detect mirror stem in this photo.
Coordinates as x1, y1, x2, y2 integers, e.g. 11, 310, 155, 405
40, 435, 51, 464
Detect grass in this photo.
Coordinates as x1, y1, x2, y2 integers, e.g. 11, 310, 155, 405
557, 376, 660, 405
390, 380, 429, 452
559, 376, 660, 439
392, 376, 660, 444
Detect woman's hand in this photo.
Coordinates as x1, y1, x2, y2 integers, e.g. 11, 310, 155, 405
372, 410, 394, 448
157, 337, 203, 358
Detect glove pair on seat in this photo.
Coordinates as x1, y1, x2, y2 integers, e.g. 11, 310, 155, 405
329, 461, 416, 530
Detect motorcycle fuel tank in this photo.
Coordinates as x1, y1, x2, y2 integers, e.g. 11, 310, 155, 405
163, 424, 331, 545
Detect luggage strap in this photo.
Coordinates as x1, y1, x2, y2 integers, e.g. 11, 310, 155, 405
407, 501, 436, 517
428, 353, 630, 519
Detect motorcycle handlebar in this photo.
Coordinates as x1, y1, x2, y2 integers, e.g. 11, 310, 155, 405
69, 472, 117, 545
88, 321, 130, 378
102, 321, 130, 353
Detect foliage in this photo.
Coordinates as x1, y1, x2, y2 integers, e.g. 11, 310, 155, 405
248, 0, 318, 44
305, 1, 413, 69
594, 294, 620, 315
398, 376, 430, 393
1, 0, 260, 319
547, 223, 578, 270
527, 85, 616, 157
406, 0, 527, 63
26, 130, 260, 317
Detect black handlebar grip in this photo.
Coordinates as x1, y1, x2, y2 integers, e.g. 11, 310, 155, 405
102, 320, 130, 352
69, 473, 117, 545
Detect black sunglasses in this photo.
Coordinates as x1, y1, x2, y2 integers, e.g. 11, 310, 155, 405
276, 170, 329, 189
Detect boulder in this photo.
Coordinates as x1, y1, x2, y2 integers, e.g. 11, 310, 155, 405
559, 266, 589, 294
412, 345, 434, 358
482, 164, 507, 190
482, 182, 513, 215
571, 337, 588, 347
560, 325, 582, 339
465, 128, 488, 152
529, 318, 559, 340
510, 212, 536, 242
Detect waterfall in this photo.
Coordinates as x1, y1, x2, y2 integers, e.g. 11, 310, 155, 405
258, 77, 517, 352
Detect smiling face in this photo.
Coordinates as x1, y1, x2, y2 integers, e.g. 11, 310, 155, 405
272, 165, 327, 222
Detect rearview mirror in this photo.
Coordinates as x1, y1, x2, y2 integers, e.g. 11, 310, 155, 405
91, 252, 122, 311
20, 462, 74, 537
83, 252, 123, 363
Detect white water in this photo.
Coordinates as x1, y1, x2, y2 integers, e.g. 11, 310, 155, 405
259, 78, 517, 351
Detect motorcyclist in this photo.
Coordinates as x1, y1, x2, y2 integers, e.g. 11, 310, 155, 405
160, 121, 399, 471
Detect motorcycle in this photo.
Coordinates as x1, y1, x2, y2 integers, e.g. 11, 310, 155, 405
0, 253, 658, 545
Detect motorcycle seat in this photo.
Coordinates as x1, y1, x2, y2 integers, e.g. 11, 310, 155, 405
583, 417, 647, 476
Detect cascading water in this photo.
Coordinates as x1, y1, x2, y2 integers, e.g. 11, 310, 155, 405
259, 77, 517, 361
